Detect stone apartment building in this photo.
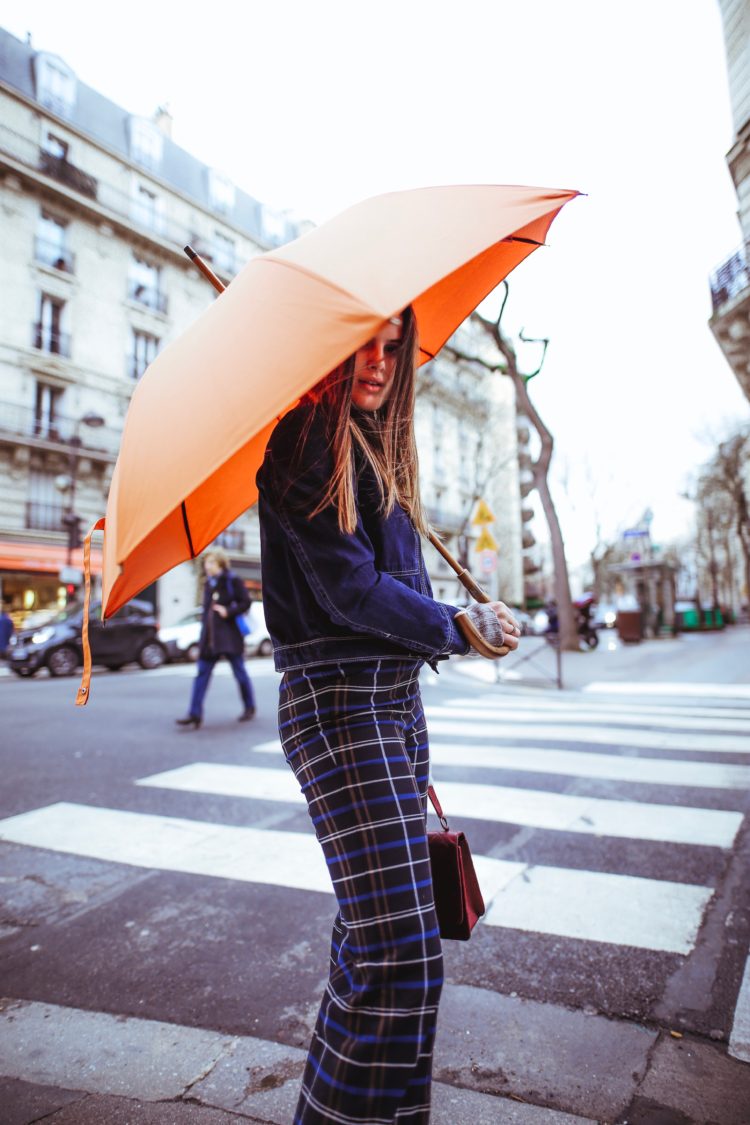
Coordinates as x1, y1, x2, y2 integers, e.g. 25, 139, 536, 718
711, 0, 750, 402
0, 26, 524, 633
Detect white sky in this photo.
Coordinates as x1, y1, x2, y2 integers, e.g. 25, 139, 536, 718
3, 0, 750, 568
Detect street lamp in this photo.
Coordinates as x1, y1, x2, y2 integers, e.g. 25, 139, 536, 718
55, 411, 105, 567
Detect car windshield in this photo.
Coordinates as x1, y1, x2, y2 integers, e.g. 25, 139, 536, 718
41, 602, 89, 625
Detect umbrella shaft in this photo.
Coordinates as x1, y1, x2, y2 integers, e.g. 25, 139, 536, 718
427, 532, 490, 604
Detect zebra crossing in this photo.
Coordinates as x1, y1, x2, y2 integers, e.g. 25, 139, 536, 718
1, 678, 747, 959
2, 672, 749, 1120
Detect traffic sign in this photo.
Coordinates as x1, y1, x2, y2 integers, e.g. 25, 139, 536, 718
472, 499, 496, 525
475, 527, 499, 552
480, 549, 497, 574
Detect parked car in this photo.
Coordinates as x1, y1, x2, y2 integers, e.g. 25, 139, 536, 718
159, 608, 202, 662
158, 601, 272, 661
244, 601, 272, 657
7, 598, 165, 678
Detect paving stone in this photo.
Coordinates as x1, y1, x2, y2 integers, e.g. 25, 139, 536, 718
0, 998, 235, 1101
0, 1076, 87, 1125
638, 1034, 750, 1125
38, 1093, 265, 1123
434, 983, 656, 1121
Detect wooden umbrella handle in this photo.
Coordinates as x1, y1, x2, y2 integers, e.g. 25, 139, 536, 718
427, 531, 510, 658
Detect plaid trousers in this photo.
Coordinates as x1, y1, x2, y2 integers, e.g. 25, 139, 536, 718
278, 659, 443, 1125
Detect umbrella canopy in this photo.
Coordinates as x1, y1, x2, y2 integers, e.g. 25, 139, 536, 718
102, 183, 579, 616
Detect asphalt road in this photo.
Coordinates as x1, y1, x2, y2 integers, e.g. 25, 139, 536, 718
1, 630, 750, 1124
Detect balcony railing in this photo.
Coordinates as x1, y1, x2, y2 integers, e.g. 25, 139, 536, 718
128, 282, 168, 315
0, 120, 290, 255
25, 501, 66, 532
0, 400, 122, 457
38, 149, 98, 199
32, 322, 71, 358
34, 236, 75, 274
710, 245, 750, 311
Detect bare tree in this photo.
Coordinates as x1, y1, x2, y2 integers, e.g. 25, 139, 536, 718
447, 282, 578, 651
696, 424, 750, 613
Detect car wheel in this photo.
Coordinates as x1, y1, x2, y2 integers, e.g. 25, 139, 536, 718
47, 646, 79, 677
186, 643, 200, 663
257, 638, 273, 657
138, 641, 166, 670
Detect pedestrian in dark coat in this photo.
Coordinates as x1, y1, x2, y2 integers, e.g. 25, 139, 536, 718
256, 307, 520, 1125
175, 548, 256, 729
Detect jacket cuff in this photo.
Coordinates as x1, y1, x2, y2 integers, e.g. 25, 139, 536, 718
439, 604, 471, 655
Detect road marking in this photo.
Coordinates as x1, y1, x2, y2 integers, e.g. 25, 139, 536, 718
424, 718, 750, 755
482, 864, 712, 953
251, 737, 750, 790
433, 703, 750, 734
138, 763, 743, 848
583, 681, 750, 700
729, 954, 750, 1062
0, 802, 711, 952
442, 694, 750, 722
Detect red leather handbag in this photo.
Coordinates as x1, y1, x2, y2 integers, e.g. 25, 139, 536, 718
427, 785, 485, 940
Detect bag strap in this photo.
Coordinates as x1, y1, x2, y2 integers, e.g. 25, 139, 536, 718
427, 784, 449, 831
75, 517, 105, 707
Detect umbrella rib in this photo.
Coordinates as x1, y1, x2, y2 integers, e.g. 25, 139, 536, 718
503, 236, 545, 246
180, 501, 196, 558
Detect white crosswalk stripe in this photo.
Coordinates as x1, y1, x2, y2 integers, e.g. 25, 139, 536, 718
136, 762, 742, 848
425, 717, 750, 754
253, 736, 750, 790
434, 701, 750, 734
0, 801, 712, 954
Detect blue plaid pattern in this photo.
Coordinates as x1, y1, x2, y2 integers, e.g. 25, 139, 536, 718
279, 659, 442, 1124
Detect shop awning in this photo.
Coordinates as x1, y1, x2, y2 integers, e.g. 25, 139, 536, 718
0, 540, 103, 575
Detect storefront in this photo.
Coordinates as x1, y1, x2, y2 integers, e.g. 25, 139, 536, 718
0, 541, 103, 629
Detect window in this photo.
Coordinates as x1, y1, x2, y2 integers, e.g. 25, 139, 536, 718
26, 468, 65, 532
132, 183, 163, 233
42, 130, 69, 159
35, 211, 73, 273
213, 231, 236, 274
128, 256, 167, 314
33, 382, 64, 439
34, 53, 77, 117
208, 169, 235, 214
130, 330, 160, 379
34, 293, 70, 357
129, 117, 163, 171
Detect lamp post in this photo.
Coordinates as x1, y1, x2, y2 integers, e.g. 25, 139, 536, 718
55, 411, 105, 569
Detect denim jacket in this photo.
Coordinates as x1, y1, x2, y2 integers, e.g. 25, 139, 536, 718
256, 403, 470, 672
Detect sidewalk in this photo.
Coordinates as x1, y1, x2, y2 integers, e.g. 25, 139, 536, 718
449, 623, 750, 694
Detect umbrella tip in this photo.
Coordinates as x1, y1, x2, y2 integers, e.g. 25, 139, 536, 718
184, 244, 196, 260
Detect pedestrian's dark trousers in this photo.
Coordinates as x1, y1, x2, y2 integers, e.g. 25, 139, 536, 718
189, 654, 255, 719
278, 659, 442, 1125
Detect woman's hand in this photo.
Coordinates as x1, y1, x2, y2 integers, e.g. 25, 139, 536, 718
212, 604, 228, 619
489, 600, 522, 650
464, 601, 521, 652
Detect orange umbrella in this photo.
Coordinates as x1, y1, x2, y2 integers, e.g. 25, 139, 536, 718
96, 184, 579, 627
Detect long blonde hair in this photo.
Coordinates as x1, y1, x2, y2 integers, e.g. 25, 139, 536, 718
294, 307, 427, 536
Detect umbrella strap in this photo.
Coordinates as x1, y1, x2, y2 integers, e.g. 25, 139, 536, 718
75, 517, 105, 707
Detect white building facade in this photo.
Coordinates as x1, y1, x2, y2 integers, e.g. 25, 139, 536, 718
0, 26, 524, 632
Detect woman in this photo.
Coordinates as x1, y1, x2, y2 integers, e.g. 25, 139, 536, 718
175, 548, 256, 729
256, 307, 519, 1124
